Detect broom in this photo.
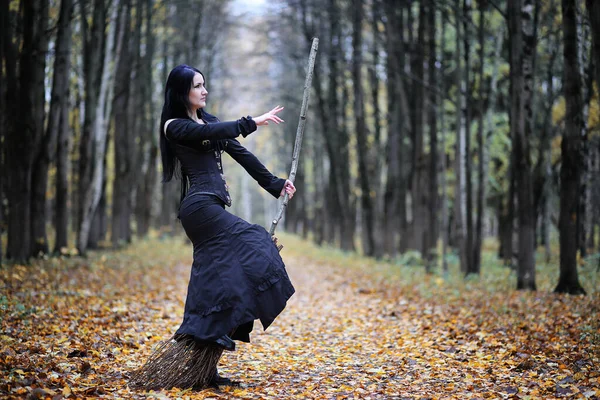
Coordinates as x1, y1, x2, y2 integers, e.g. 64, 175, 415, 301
129, 38, 319, 391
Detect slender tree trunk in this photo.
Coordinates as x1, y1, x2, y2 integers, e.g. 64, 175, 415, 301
509, 0, 537, 290
589, 0, 600, 89
129, 0, 143, 240
577, 5, 591, 258
28, 0, 50, 258
555, 0, 586, 295
472, 0, 486, 276
462, 0, 475, 276
0, 0, 10, 264
383, 0, 407, 257
370, 0, 385, 258
31, 0, 73, 256
333, 0, 355, 252
439, 8, 449, 274
539, 18, 558, 264
426, 0, 438, 271
6, 0, 48, 262
352, 0, 375, 256
454, 0, 468, 273
77, 0, 106, 252
54, 99, 71, 253
78, 0, 119, 253
111, 0, 132, 246
411, 1, 428, 257
136, 0, 157, 237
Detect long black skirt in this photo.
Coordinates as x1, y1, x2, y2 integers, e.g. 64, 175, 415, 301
175, 193, 295, 344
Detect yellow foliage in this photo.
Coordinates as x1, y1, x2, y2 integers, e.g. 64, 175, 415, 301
552, 96, 566, 126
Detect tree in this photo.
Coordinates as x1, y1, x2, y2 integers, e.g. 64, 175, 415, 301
111, 0, 133, 246
4, 0, 49, 263
31, 0, 74, 256
508, 0, 537, 290
77, 0, 119, 253
555, 0, 586, 295
352, 0, 375, 256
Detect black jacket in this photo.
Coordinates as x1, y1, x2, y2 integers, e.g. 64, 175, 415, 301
165, 116, 286, 207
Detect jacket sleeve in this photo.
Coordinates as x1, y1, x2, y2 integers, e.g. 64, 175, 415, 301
225, 138, 286, 198
165, 117, 257, 143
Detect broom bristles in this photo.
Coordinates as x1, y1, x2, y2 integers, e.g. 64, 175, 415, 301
129, 335, 223, 390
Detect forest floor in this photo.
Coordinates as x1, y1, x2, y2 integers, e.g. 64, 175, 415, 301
1, 233, 599, 399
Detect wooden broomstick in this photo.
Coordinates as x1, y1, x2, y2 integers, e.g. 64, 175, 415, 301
271, 37, 319, 250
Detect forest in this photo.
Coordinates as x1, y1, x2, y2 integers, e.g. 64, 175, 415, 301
1, 0, 599, 397
2, 0, 598, 292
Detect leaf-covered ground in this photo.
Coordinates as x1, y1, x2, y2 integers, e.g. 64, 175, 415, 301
1, 234, 599, 399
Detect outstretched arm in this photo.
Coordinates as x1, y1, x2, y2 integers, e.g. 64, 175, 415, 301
225, 138, 288, 198
164, 117, 257, 143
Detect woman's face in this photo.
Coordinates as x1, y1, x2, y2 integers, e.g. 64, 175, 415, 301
188, 72, 208, 110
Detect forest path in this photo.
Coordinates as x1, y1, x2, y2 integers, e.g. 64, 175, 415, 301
219, 252, 518, 399
0, 236, 597, 399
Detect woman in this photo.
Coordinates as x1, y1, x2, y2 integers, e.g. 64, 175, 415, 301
132, 64, 296, 390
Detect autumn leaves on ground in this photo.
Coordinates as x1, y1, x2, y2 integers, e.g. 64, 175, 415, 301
1, 234, 598, 399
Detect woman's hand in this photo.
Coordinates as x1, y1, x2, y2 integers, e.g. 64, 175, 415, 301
254, 105, 284, 126
280, 179, 296, 199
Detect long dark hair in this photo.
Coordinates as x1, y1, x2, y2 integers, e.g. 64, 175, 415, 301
160, 64, 205, 184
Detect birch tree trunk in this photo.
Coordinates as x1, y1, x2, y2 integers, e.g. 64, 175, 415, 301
77, 0, 106, 250
78, 0, 120, 253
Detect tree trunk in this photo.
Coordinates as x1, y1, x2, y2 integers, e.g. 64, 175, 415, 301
0, 0, 10, 264
513, 0, 537, 290
472, 0, 486, 276
111, 0, 133, 246
410, 1, 428, 257
555, 0, 586, 295
383, 0, 404, 257
454, 0, 468, 273
370, 0, 385, 258
54, 100, 71, 253
462, 0, 475, 276
589, 0, 600, 94
78, 0, 119, 254
438, 7, 449, 274
31, 0, 73, 256
129, 0, 143, 240
352, 0, 375, 256
426, 0, 438, 271
6, 0, 48, 263
77, 0, 107, 252
136, 0, 157, 238
576, 4, 591, 258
